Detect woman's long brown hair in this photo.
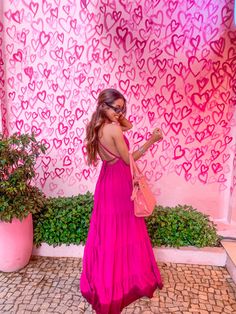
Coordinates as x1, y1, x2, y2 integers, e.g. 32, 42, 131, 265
85, 89, 126, 166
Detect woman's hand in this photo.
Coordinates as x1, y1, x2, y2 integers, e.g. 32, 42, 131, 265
150, 128, 163, 143
112, 113, 125, 124
116, 113, 133, 131
116, 113, 125, 122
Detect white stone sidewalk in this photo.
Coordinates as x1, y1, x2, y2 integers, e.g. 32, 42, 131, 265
0, 256, 235, 313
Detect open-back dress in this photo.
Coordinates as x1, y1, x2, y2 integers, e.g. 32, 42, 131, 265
80, 135, 163, 313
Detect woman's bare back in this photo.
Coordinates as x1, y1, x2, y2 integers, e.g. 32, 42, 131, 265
98, 123, 121, 162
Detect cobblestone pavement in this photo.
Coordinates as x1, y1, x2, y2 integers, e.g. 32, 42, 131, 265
0, 256, 236, 314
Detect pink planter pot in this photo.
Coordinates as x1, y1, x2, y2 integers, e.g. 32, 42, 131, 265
0, 214, 33, 272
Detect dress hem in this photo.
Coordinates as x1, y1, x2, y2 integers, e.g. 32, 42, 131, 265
82, 281, 163, 314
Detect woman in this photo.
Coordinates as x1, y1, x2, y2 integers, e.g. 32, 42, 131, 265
80, 88, 163, 314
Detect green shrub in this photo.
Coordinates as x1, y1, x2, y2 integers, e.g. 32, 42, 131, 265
0, 133, 47, 222
146, 205, 222, 248
33, 195, 222, 248
33, 192, 93, 247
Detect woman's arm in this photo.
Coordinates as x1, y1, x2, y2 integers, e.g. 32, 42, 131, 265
132, 137, 156, 161
117, 114, 133, 131
110, 124, 163, 164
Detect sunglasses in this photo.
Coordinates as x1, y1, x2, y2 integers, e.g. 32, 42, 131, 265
105, 103, 126, 114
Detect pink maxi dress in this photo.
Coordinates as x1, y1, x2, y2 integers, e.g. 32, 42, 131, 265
80, 135, 163, 314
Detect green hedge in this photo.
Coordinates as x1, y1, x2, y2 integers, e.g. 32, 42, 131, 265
146, 205, 222, 247
33, 192, 93, 247
33, 192, 222, 248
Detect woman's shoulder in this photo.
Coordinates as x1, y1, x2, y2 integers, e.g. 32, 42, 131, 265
103, 122, 123, 133
98, 122, 121, 139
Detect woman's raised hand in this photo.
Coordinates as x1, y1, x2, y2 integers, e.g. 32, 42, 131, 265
150, 128, 163, 143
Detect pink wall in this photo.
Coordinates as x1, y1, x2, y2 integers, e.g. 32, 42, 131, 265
0, 1, 235, 232
229, 146, 236, 223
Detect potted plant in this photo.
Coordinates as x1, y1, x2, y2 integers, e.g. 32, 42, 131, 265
0, 132, 47, 272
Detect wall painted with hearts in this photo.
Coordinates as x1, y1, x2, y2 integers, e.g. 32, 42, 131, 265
0, 0, 236, 231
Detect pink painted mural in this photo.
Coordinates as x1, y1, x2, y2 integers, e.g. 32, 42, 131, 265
0, 0, 235, 230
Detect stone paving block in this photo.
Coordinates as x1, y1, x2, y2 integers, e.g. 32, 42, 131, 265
0, 257, 236, 314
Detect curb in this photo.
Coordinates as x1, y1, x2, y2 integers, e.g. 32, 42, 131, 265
32, 243, 226, 267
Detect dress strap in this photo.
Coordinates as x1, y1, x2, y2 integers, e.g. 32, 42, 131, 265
98, 140, 120, 158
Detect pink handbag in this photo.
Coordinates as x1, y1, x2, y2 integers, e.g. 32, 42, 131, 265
129, 153, 156, 217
